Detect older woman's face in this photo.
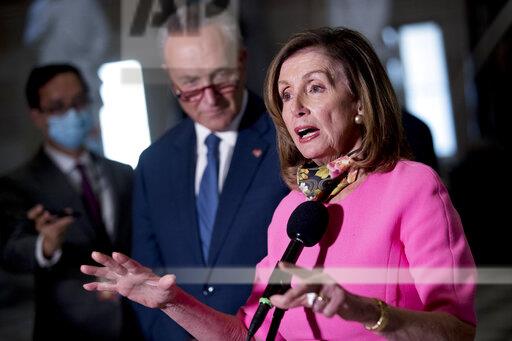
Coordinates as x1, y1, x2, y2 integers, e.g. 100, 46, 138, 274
278, 48, 362, 164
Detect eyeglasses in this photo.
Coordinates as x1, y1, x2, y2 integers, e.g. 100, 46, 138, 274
39, 94, 90, 116
173, 79, 239, 103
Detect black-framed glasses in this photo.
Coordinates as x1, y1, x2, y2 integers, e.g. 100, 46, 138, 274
173, 79, 239, 103
39, 94, 91, 116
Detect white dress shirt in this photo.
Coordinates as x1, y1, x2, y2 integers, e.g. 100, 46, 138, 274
36, 144, 115, 267
194, 90, 248, 194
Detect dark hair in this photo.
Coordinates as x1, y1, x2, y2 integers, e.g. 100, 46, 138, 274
25, 64, 88, 109
264, 27, 410, 188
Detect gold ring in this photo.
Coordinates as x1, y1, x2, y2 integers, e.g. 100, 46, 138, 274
306, 293, 329, 307
317, 295, 330, 304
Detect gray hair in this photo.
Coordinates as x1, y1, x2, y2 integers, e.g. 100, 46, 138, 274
158, 2, 243, 56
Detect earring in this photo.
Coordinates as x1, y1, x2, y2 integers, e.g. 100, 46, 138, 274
354, 114, 363, 125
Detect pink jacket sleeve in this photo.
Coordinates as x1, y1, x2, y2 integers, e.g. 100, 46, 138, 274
399, 163, 476, 325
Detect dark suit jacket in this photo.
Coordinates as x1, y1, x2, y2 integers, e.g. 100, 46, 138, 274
0, 148, 139, 341
402, 110, 439, 172
132, 93, 290, 340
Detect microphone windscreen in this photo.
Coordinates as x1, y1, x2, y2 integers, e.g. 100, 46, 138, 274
287, 201, 328, 247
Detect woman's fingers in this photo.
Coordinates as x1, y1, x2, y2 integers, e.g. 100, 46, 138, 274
278, 262, 333, 286
272, 287, 344, 317
80, 265, 117, 281
271, 263, 348, 318
270, 292, 307, 309
287, 283, 319, 299
91, 251, 127, 276
270, 264, 327, 309
311, 293, 330, 313
80, 264, 101, 276
95, 281, 118, 292
83, 281, 117, 292
306, 286, 346, 317
158, 274, 176, 290
83, 282, 99, 291
278, 262, 313, 279
321, 291, 343, 317
112, 252, 147, 274
270, 284, 314, 309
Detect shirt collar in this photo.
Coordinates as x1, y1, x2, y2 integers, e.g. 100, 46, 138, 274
44, 144, 92, 173
194, 89, 248, 147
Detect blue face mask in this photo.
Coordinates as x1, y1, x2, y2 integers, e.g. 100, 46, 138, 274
47, 108, 93, 150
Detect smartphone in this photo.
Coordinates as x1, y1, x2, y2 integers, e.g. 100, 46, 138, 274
47, 209, 82, 218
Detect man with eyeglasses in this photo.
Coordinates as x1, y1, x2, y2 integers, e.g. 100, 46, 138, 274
0, 64, 141, 340
131, 5, 289, 341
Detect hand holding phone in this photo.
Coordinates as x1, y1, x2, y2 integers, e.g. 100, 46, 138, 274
27, 205, 77, 258
47, 208, 82, 218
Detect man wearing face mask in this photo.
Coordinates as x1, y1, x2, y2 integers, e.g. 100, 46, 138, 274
0, 64, 141, 340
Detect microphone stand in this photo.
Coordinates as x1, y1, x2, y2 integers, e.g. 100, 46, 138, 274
246, 200, 329, 340
266, 307, 286, 341
266, 282, 290, 340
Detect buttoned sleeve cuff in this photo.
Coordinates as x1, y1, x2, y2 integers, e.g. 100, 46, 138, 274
35, 234, 62, 267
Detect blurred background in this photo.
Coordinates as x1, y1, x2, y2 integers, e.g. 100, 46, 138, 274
1, 0, 510, 339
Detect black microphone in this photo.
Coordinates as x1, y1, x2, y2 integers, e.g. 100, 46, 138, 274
246, 201, 329, 340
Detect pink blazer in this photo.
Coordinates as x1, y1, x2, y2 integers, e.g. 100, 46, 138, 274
239, 161, 476, 340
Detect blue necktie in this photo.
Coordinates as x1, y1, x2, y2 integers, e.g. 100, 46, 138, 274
197, 133, 221, 263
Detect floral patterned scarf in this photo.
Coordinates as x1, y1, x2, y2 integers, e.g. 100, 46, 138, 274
297, 152, 359, 202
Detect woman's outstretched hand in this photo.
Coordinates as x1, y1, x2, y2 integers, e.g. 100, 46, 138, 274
81, 251, 177, 309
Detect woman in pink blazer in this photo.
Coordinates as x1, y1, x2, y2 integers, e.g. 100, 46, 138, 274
81, 26, 476, 340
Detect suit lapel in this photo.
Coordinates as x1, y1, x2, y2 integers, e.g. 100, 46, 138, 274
208, 96, 270, 265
